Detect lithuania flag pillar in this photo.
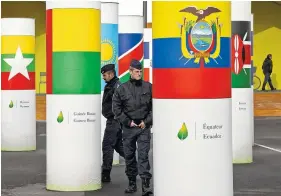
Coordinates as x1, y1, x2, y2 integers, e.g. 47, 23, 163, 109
101, 1, 120, 165
1, 18, 36, 151
118, 15, 143, 83
46, 2, 101, 191
152, 2, 233, 195
231, 1, 253, 164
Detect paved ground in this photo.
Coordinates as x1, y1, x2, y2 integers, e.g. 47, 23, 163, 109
2, 117, 281, 196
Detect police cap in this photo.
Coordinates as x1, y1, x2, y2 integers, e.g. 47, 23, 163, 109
130, 59, 142, 70
101, 64, 115, 74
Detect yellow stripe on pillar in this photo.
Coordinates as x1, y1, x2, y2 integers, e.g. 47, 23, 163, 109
52, 8, 100, 52
1, 36, 35, 54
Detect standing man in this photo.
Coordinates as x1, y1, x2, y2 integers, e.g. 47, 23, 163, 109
112, 59, 153, 195
262, 54, 276, 91
101, 64, 124, 183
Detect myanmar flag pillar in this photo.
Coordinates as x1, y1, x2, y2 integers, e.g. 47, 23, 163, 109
118, 15, 143, 83
231, 1, 253, 164
153, 2, 233, 196
46, 2, 101, 191
1, 18, 36, 151
100, 1, 120, 165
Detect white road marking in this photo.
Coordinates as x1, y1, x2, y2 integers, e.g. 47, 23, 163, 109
255, 143, 281, 153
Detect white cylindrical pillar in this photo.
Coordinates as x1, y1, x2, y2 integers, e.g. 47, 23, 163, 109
153, 2, 233, 195
144, 28, 152, 83
231, 1, 253, 164
101, 1, 120, 165
251, 14, 255, 146
1, 18, 36, 151
46, 1, 101, 191
118, 15, 144, 83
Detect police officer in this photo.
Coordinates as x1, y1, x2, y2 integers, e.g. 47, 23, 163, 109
112, 59, 153, 195
101, 63, 124, 183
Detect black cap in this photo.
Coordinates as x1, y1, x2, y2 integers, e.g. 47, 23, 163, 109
101, 64, 115, 74
130, 59, 142, 70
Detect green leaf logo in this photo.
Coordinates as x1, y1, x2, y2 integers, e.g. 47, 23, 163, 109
57, 111, 64, 123
9, 100, 14, 108
177, 122, 188, 141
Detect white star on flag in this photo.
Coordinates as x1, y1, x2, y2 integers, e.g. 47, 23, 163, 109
3, 46, 34, 80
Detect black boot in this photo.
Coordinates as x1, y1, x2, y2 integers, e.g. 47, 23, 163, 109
101, 170, 111, 183
101, 174, 111, 183
125, 177, 137, 193
141, 178, 153, 196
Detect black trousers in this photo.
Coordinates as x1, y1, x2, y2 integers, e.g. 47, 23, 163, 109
122, 126, 152, 180
102, 119, 124, 175
262, 72, 275, 90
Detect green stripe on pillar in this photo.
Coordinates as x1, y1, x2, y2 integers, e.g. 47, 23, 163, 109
1, 54, 35, 72
232, 68, 251, 88
52, 52, 101, 94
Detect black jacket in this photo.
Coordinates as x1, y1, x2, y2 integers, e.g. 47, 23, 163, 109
102, 77, 121, 119
262, 58, 273, 74
112, 79, 152, 127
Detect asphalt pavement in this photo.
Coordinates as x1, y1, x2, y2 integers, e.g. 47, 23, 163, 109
2, 117, 281, 196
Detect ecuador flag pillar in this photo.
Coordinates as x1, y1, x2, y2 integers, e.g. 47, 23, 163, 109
46, 2, 101, 191
152, 2, 233, 195
101, 1, 120, 165
231, 1, 253, 164
118, 15, 144, 83
1, 18, 36, 151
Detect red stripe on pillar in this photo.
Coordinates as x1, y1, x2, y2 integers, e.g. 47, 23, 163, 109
1, 72, 35, 90
46, 9, 53, 94
143, 68, 150, 82
153, 68, 231, 99
244, 44, 251, 65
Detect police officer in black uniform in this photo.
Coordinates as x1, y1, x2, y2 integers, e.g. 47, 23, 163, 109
112, 59, 153, 195
101, 64, 124, 183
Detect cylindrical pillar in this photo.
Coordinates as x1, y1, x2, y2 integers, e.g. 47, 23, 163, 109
1, 18, 36, 151
143, 1, 147, 27
251, 14, 255, 146
46, 2, 101, 191
144, 28, 152, 83
118, 15, 143, 83
231, 1, 253, 164
101, 1, 120, 165
152, 2, 233, 196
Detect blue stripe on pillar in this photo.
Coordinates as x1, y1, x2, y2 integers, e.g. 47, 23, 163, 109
144, 42, 149, 59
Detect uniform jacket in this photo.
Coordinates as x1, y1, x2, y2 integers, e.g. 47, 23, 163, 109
112, 79, 152, 127
102, 76, 121, 119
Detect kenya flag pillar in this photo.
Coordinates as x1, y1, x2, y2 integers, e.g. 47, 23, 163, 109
100, 1, 120, 165
1, 18, 36, 151
46, 2, 101, 191
251, 14, 254, 146
231, 1, 253, 164
153, 2, 233, 196
118, 15, 144, 83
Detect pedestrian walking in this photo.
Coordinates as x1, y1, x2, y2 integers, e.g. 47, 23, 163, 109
262, 54, 276, 91
101, 64, 124, 183
112, 59, 153, 195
